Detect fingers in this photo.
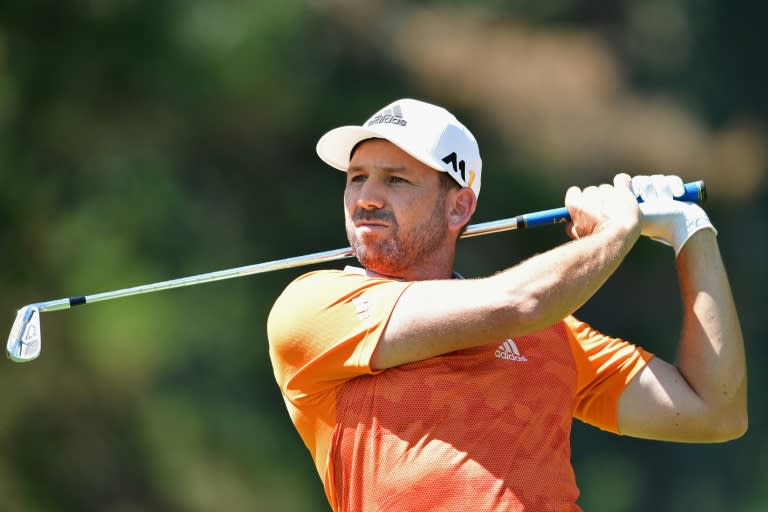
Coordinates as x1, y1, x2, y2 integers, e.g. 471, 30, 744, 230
569, 173, 633, 205
584, 185, 602, 204
614, 173, 632, 191
566, 178, 627, 211
630, 174, 685, 202
565, 174, 643, 238
564, 185, 581, 208
564, 222, 579, 240
669, 175, 685, 197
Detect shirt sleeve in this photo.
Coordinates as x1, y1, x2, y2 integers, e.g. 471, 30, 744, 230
564, 316, 655, 434
267, 270, 412, 405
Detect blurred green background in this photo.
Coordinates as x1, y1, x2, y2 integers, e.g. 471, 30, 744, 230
1, 1, 765, 511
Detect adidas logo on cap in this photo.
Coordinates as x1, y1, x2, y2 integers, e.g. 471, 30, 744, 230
367, 104, 407, 127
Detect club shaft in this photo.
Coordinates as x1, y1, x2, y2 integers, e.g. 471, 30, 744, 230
35, 247, 358, 313
30, 180, 706, 313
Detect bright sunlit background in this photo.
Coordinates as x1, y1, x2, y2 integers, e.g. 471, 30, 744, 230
1, 1, 766, 511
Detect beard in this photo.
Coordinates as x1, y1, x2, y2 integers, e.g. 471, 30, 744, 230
346, 194, 449, 277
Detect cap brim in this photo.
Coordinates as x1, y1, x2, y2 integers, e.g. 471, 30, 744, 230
316, 125, 448, 174
316, 126, 386, 172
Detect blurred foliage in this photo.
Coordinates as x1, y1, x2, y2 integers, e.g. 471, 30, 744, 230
0, 0, 765, 511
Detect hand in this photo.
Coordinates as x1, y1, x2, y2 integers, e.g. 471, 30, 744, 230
565, 173, 642, 240
631, 174, 717, 256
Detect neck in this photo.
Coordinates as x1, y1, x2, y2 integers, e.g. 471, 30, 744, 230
366, 248, 456, 281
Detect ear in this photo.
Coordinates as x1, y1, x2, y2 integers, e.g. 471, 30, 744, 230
447, 187, 477, 234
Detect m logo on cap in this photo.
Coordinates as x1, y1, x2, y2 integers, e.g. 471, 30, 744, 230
442, 151, 476, 189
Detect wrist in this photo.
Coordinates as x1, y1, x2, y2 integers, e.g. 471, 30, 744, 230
671, 204, 717, 256
594, 219, 641, 259
598, 217, 641, 242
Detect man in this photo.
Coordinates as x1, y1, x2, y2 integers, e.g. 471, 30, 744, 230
267, 98, 746, 511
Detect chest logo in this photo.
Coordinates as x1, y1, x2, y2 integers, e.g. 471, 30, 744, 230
351, 297, 372, 324
495, 339, 528, 362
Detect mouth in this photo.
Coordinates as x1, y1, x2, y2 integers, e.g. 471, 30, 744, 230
353, 214, 393, 230
355, 221, 389, 233
355, 219, 388, 227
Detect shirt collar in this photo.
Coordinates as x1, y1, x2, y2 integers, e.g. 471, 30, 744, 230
343, 265, 464, 280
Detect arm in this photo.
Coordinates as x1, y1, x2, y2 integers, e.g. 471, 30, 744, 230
617, 230, 747, 442
372, 174, 642, 370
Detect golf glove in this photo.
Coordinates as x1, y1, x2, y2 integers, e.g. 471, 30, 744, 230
631, 174, 717, 256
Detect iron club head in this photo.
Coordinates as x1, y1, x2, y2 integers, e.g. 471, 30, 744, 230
7, 305, 42, 363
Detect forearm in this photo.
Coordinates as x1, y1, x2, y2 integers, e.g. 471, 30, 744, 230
491, 222, 639, 334
675, 231, 747, 424
374, 223, 638, 370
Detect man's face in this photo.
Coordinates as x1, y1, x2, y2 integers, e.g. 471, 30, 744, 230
344, 139, 452, 279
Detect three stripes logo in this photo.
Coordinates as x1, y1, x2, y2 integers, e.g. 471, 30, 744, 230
367, 104, 407, 127
495, 339, 528, 362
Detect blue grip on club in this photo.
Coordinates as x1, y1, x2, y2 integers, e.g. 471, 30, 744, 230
517, 180, 706, 229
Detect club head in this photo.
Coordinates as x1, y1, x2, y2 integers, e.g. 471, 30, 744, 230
7, 305, 42, 363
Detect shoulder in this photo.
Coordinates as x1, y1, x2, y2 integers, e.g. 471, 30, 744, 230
277, 269, 351, 296
267, 269, 413, 394
268, 270, 352, 323
272, 269, 399, 309
267, 269, 411, 339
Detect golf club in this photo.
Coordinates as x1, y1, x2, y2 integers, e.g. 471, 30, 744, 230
6, 180, 706, 363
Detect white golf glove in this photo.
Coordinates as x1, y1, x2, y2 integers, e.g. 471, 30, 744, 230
631, 174, 717, 256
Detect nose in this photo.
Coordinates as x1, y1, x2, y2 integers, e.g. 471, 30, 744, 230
354, 177, 385, 210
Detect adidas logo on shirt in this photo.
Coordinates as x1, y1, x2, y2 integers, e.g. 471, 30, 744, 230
495, 339, 528, 362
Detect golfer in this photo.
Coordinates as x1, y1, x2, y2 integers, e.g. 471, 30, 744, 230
267, 99, 747, 511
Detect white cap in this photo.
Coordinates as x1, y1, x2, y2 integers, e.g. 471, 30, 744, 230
316, 98, 482, 198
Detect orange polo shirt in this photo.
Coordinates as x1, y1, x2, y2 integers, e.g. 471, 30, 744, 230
267, 268, 653, 511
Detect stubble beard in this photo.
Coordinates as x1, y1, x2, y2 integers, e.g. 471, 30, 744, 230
347, 195, 449, 277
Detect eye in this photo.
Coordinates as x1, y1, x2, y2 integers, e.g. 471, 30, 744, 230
348, 174, 366, 184
388, 176, 408, 184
